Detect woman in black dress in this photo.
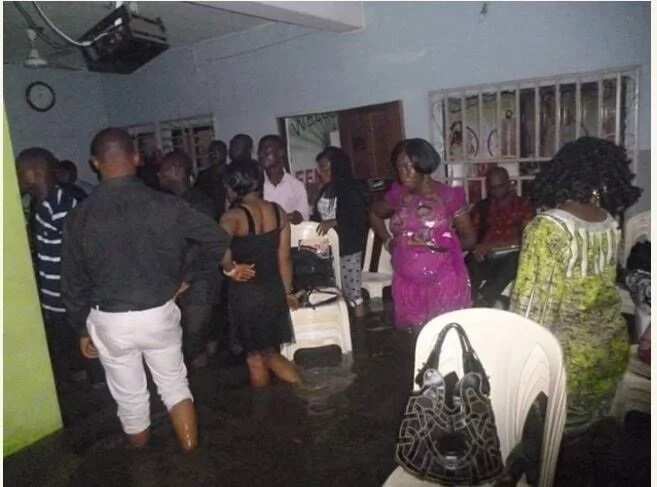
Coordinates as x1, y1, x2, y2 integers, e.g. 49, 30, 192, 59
220, 160, 300, 387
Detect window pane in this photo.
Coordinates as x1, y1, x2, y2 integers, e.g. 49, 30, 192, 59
465, 95, 480, 159
448, 162, 466, 182
193, 126, 214, 170
559, 83, 576, 145
134, 132, 157, 163
602, 78, 617, 142
539, 86, 556, 157
500, 90, 517, 158
447, 97, 463, 160
620, 75, 637, 150
581, 82, 599, 138
481, 92, 497, 158
431, 98, 446, 159
520, 88, 536, 158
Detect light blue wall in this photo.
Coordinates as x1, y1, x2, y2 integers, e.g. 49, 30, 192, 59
4, 66, 108, 183
8, 3, 646, 205
101, 1, 650, 151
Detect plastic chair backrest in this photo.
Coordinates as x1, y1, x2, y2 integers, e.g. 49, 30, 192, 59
362, 220, 393, 273
414, 308, 566, 487
623, 211, 651, 267
363, 229, 376, 272
290, 221, 342, 288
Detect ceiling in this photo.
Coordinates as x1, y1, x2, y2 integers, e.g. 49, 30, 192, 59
3, 1, 271, 70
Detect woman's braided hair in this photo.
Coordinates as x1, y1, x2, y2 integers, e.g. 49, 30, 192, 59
531, 136, 641, 216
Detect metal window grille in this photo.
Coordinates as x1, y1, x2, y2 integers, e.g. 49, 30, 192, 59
429, 66, 640, 204
159, 115, 215, 173
124, 115, 215, 174
125, 123, 158, 164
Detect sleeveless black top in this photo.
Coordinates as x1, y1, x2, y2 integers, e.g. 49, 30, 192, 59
228, 203, 293, 352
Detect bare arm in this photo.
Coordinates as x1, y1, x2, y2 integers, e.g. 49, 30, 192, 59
219, 211, 255, 281
453, 211, 477, 251
369, 199, 394, 243
219, 211, 238, 272
276, 206, 293, 293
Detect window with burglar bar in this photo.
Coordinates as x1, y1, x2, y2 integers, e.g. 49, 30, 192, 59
159, 115, 214, 172
429, 66, 640, 204
124, 115, 215, 174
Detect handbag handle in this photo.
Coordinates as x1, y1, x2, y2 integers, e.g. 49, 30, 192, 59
432, 323, 474, 370
415, 322, 491, 394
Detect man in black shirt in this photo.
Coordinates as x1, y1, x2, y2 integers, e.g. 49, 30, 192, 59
194, 141, 231, 357
228, 133, 253, 163
195, 140, 228, 217
61, 128, 232, 452
158, 149, 220, 369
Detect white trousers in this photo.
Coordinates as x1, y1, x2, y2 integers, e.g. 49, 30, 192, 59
87, 300, 192, 434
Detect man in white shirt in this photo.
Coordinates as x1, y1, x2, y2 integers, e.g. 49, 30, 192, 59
258, 135, 309, 224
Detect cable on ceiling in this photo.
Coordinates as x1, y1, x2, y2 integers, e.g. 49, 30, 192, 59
32, 1, 112, 48
13, 1, 68, 50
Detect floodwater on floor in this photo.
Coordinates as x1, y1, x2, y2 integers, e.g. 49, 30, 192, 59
4, 299, 650, 486
5, 299, 417, 487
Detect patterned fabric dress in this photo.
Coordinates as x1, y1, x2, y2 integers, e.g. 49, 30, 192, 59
510, 209, 629, 432
385, 182, 471, 329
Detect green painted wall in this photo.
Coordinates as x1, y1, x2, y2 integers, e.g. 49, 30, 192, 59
3, 111, 62, 456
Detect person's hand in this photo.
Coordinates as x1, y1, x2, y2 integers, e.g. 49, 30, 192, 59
316, 219, 337, 236
473, 243, 490, 262
288, 211, 303, 225
80, 336, 99, 359
286, 293, 300, 310
407, 235, 432, 247
225, 262, 256, 282
404, 234, 448, 252
174, 281, 190, 300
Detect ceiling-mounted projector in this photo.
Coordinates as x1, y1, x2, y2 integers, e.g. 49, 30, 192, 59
79, 5, 169, 74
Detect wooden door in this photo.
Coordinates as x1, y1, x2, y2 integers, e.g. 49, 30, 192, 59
338, 101, 404, 180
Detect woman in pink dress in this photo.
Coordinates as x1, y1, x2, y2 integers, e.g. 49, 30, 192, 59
370, 139, 476, 329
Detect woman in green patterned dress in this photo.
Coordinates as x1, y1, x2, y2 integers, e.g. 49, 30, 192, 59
510, 137, 641, 433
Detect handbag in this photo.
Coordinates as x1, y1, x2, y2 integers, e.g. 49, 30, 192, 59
395, 323, 504, 485
292, 244, 340, 309
291, 245, 336, 291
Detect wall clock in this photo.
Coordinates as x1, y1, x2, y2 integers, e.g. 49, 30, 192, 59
26, 81, 56, 112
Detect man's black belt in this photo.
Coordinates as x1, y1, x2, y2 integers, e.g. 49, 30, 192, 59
92, 299, 168, 313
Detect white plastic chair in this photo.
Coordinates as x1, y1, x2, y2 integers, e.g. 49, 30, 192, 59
610, 344, 651, 422
280, 222, 353, 361
618, 211, 651, 315
383, 308, 567, 487
361, 225, 393, 299
622, 211, 650, 267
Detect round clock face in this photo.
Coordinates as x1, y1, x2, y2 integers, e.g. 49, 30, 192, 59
26, 82, 56, 112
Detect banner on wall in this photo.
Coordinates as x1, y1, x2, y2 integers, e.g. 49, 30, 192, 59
285, 112, 339, 189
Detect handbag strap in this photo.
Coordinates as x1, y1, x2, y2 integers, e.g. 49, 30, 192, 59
416, 322, 491, 394
432, 323, 470, 369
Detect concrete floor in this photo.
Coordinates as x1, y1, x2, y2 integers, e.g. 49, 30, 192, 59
4, 299, 650, 486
